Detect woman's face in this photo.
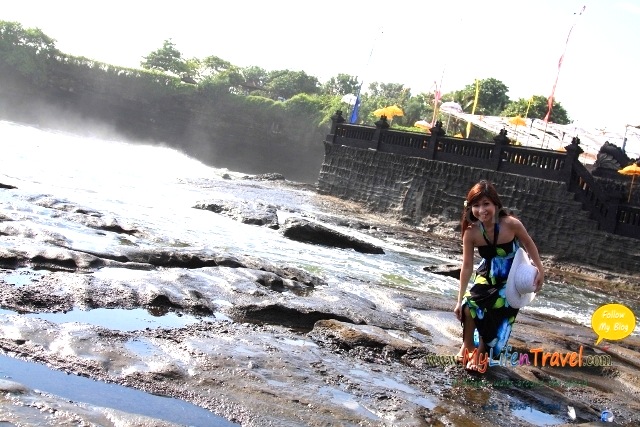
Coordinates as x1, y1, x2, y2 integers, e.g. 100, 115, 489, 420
471, 196, 496, 223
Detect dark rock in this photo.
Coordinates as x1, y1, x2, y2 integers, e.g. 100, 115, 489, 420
231, 303, 356, 330
0, 247, 106, 272
243, 173, 286, 181
193, 200, 279, 229
214, 255, 245, 268
280, 218, 384, 254
309, 319, 424, 357
423, 264, 461, 278
126, 250, 219, 268
238, 258, 326, 288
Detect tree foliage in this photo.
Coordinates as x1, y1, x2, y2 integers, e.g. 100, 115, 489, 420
501, 95, 570, 124
0, 20, 59, 84
353, 82, 412, 125
240, 66, 268, 91
322, 73, 360, 96
3, 21, 578, 138
403, 92, 434, 127
140, 39, 189, 76
264, 69, 321, 100
367, 82, 411, 106
444, 78, 510, 116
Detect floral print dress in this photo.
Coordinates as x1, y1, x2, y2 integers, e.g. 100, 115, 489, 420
462, 222, 520, 356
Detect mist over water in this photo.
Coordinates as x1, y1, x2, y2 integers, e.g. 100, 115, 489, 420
1, 119, 636, 334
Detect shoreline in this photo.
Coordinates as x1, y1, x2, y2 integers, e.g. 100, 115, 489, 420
0, 176, 638, 425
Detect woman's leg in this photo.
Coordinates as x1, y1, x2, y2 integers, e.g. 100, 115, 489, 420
457, 305, 477, 359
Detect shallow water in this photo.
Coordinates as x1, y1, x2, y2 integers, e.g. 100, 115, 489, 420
512, 405, 566, 426
0, 307, 212, 331
1, 119, 625, 322
1, 119, 636, 422
2, 119, 635, 330
0, 354, 237, 426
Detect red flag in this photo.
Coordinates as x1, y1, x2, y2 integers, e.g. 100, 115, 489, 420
544, 6, 586, 123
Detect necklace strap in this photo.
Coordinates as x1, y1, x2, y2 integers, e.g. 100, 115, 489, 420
480, 222, 499, 247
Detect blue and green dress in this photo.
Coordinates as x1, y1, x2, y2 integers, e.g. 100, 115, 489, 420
462, 222, 520, 356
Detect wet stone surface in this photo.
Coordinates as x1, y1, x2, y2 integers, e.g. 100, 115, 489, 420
0, 177, 639, 426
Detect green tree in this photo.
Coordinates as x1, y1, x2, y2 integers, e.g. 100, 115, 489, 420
445, 78, 510, 116
140, 39, 189, 76
402, 92, 435, 127
241, 66, 268, 90
0, 21, 59, 84
322, 74, 360, 96
283, 93, 326, 126
201, 55, 233, 74
501, 95, 570, 124
354, 82, 411, 125
265, 69, 320, 100
228, 65, 271, 96
367, 82, 411, 106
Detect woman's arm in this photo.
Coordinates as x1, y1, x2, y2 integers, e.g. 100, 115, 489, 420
454, 228, 475, 320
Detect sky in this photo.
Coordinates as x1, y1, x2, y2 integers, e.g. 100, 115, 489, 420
3, 0, 640, 136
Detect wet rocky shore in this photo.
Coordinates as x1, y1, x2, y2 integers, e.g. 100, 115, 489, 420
0, 176, 639, 426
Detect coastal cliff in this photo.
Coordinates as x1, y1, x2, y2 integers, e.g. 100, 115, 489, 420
0, 60, 325, 183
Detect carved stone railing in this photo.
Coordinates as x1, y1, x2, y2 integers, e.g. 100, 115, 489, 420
325, 111, 639, 240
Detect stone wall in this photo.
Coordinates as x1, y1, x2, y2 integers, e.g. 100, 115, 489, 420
318, 143, 640, 273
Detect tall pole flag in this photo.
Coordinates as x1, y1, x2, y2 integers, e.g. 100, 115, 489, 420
350, 27, 384, 125
430, 80, 442, 126
544, 5, 586, 124
349, 84, 362, 124
348, 79, 363, 124
466, 79, 480, 138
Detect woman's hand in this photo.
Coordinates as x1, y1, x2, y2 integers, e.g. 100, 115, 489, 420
454, 301, 462, 321
534, 269, 545, 293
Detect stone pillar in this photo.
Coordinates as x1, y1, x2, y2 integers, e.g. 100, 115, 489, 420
603, 194, 621, 233
326, 110, 346, 143
562, 136, 584, 188
426, 120, 444, 160
373, 115, 390, 150
492, 129, 510, 170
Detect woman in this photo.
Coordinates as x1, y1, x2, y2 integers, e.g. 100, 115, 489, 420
454, 180, 544, 369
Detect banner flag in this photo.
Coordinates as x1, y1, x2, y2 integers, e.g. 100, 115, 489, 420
466, 79, 480, 137
544, 5, 586, 123
430, 80, 443, 126
349, 95, 361, 124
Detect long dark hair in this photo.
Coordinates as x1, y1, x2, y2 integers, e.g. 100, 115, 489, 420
460, 180, 511, 237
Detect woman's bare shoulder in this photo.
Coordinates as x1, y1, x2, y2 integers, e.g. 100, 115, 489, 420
463, 223, 482, 244
502, 215, 524, 228
501, 215, 528, 238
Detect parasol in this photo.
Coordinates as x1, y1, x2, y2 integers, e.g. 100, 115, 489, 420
373, 105, 404, 119
618, 161, 640, 203
341, 94, 358, 105
414, 120, 431, 131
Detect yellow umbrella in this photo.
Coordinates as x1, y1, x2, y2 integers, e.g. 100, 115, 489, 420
384, 105, 404, 118
373, 105, 404, 119
508, 116, 527, 145
509, 116, 527, 126
372, 107, 388, 117
414, 120, 431, 131
618, 162, 640, 203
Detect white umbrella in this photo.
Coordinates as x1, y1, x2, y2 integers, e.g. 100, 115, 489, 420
341, 94, 358, 106
440, 101, 463, 113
